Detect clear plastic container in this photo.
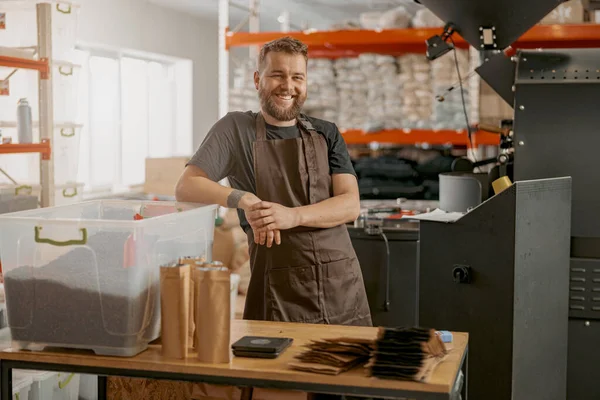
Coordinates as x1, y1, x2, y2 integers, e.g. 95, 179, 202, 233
12, 370, 33, 400
53, 62, 80, 124
0, 1, 37, 48
0, 200, 217, 356
54, 183, 83, 206
0, 183, 41, 199
53, 124, 82, 185
27, 371, 81, 400
0, 1, 79, 60
0, 194, 38, 214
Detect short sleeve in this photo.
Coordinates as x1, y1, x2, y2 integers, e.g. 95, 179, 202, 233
187, 113, 237, 181
327, 124, 357, 177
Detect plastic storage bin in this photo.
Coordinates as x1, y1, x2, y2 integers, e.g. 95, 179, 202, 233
0, 184, 41, 199
53, 124, 82, 185
0, 1, 37, 48
27, 371, 81, 400
54, 183, 83, 206
0, 200, 217, 356
0, 194, 38, 214
53, 62, 80, 124
12, 371, 33, 400
0, 1, 79, 60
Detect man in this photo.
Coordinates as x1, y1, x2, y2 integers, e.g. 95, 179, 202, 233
176, 36, 371, 327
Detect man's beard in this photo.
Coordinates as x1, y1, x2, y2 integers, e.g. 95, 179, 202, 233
258, 86, 306, 122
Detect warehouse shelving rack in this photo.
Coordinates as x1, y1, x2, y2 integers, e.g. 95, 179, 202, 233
219, 1, 600, 148
0, 3, 56, 207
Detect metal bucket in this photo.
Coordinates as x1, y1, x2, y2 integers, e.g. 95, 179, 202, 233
439, 172, 489, 213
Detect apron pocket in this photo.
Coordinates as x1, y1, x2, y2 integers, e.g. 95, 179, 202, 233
266, 265, 322, 323
321, 257, 367, 325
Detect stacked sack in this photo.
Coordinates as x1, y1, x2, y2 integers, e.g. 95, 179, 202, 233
359, 54, 403, 130
397, 54, 433, 129
229, 59, 259, 112
303, 58, 338, 122
334, 57, 369, 130
430, 49, 471, 130
411, 8, 444, 28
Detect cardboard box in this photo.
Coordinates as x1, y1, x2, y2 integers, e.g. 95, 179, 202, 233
144, 156, 189, 196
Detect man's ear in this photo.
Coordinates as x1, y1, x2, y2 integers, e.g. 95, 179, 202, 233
254, 71, 259, 90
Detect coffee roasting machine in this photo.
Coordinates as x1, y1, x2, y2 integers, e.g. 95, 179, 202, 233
405, 1, 600, 399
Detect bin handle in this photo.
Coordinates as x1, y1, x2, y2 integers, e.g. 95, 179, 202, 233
58, 65, 73, 76
35, 226, 87, 246
60, 128, 75, 137
15, 185, 33, 195
63, 187, 78, 198
58, 373, 75, 389
56, 3, 72, 14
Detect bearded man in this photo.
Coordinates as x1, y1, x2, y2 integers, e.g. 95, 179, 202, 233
176, 36, 371, 328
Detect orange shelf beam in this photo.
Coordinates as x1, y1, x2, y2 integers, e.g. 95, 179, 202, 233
0, 56, 49, 78
342, 129, 499, 148
226, 24, 600, 57
0, 139, 51, 160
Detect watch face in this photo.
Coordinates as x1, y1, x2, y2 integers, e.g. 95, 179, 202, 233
250, 338, 272, 345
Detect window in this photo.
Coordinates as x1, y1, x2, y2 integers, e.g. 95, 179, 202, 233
76, 49, 192, 194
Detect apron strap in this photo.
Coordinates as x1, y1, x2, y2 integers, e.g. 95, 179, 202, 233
297, 114, 320, 205
256, 112, 267, 141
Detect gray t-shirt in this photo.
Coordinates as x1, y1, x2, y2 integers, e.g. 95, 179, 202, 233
187, 111, 356, 232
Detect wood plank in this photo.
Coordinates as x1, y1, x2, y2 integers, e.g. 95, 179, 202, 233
0, 320, 467, 395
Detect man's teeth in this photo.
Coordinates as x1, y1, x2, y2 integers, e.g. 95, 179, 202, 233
276, 94, 293, 100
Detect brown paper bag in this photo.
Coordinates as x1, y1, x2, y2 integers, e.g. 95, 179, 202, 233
194, 265, 231, 363
160, 263, 190, 359
179, 257, 206, 346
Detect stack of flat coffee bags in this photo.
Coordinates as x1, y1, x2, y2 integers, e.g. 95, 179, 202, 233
367, 327, 447, 383
289, 337, 374, 376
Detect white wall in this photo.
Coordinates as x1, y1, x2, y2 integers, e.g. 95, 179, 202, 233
76, 0, 219, 150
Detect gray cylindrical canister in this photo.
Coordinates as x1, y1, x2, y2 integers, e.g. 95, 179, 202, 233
17, 98, 33, 144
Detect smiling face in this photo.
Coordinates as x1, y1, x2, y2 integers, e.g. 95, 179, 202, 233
255, 51, 307, 123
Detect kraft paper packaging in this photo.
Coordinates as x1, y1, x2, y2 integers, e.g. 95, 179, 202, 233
160, 263, 190, 359
179, 256, 206, 346
194, 264, 231, 363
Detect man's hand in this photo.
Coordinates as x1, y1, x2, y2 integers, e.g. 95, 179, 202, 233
239, 194, 282, 248
247, 202, 301, 234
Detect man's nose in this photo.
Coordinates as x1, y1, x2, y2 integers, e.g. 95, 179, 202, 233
281, 77, 293, 90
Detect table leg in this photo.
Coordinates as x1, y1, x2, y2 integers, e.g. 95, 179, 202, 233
98, 375, 107, 400
0, 361, 11, 400
461, 347, 468, 400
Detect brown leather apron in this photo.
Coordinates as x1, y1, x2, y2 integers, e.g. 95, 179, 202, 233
243, 112, 372, 327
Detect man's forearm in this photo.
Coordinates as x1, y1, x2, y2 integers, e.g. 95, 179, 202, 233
296, 193, 360, 229
175, 174, 248, 209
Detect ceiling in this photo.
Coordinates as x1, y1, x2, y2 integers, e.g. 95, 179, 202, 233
147, 0, 425, 31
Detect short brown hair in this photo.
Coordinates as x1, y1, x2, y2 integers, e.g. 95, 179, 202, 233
258, 36, 308, 72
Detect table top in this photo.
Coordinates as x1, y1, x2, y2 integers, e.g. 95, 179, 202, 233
0, 320, 468, 395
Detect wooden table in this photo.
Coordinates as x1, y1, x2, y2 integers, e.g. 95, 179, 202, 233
0, 320, 468, 399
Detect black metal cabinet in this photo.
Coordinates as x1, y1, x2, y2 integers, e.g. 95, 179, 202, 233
348, 226, 419, 328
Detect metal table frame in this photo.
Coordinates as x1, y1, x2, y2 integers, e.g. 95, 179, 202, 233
0, 347, 467, 400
